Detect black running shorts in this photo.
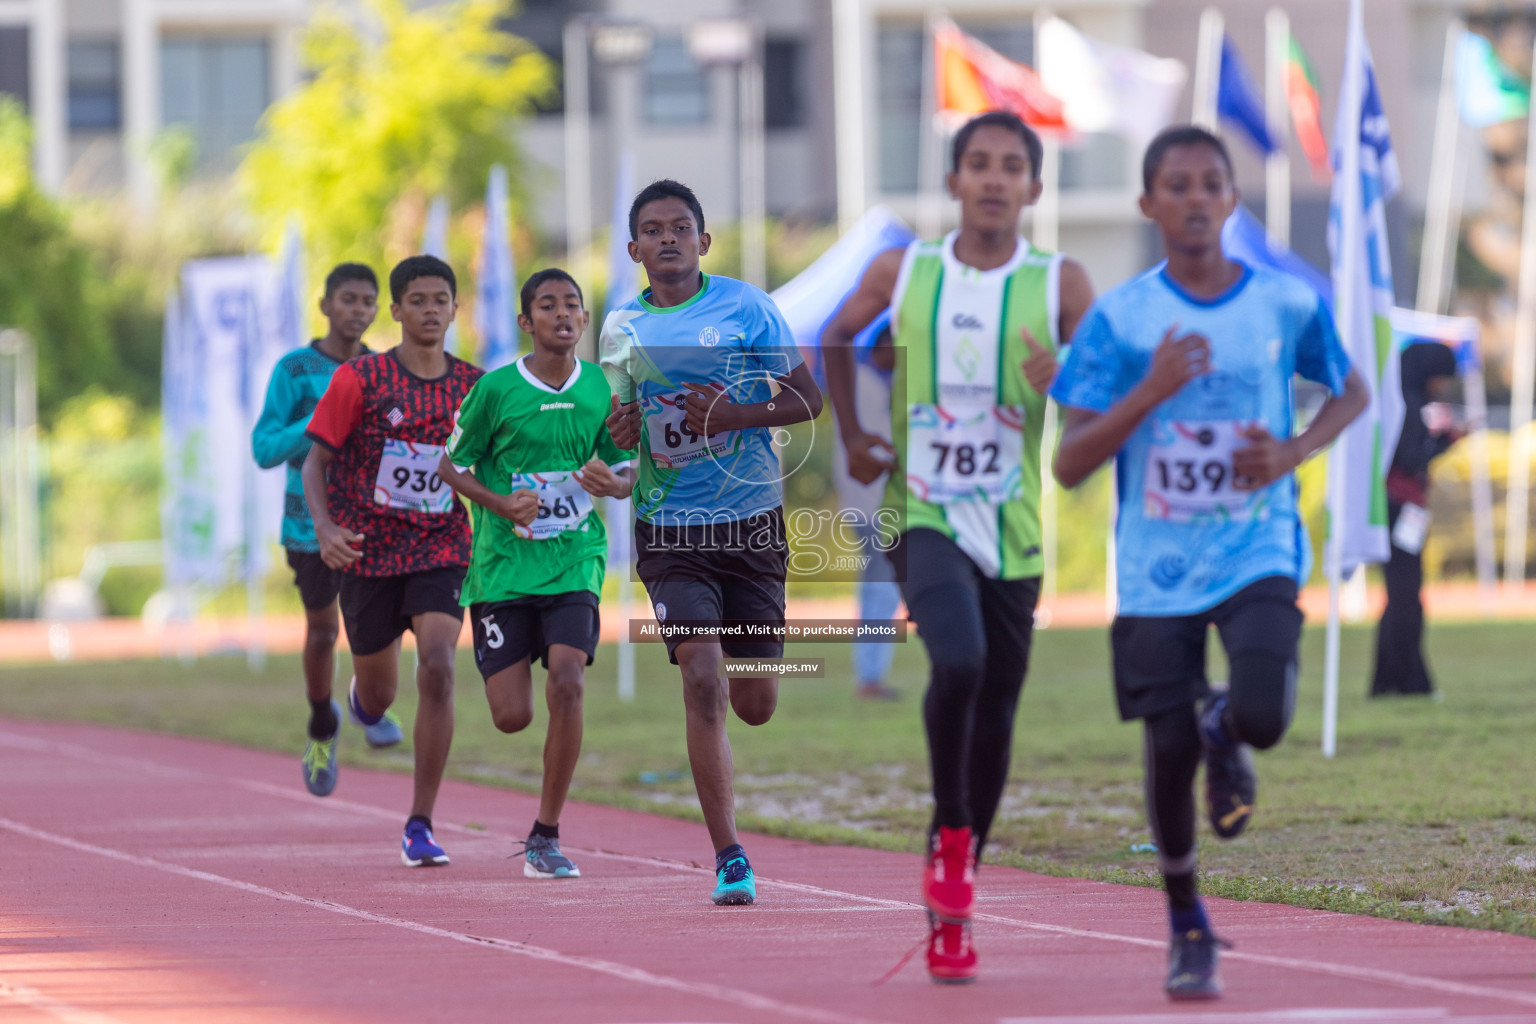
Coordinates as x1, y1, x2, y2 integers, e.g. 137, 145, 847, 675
286, 548, 341, 611
469, 591, 601, 680
339, 565, 467, 657
1110, 575, 1304, 721
634, 508, 787, 663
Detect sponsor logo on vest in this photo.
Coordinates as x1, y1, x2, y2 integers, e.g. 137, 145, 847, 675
699, 326, 720, 347
951, 312, 985, 331
954, 335, 981, 382
387, 407, 404, 427
540, 402, 575, 411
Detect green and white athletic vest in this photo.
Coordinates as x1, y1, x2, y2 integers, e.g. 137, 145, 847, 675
885, 232, 1062, 580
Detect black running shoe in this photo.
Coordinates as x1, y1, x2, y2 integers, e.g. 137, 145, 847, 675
1200, 693, 1256, 839
1165, 927, 1224, 1001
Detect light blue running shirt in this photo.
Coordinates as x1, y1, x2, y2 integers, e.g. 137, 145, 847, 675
600, 273, 803, 526
1050, 263, 1351, 617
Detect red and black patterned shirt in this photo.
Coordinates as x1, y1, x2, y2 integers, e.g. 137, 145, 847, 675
306, 349, 483, 577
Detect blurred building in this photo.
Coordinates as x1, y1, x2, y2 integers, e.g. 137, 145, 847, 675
0, 0, 1466, 290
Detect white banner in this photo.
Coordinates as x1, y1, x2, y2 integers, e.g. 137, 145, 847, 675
162, 257, 287, 588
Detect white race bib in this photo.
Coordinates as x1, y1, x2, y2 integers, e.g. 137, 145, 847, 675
508, 471, 594, 540
905, 404, 1025, 504
1142, 420, 1254, 523
1391, 502, 1431, 555
374, 440, 452, 513
643, 387, 738, 468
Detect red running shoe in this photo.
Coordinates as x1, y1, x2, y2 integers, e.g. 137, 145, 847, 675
926, 912, 978, 984
921, 825, 975, 923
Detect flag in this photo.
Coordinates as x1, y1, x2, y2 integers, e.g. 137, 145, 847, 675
1222, 205, 1332, 305
275, 218, 307, 353
605, 149, 637, 319
1285, 35, 1330, 183
1327, 0, 1402, 574
1390, 307, 1482, 374
475, 165, 518, 371
421, 194, 461, 357
1037, 17, 1186, 143
932, 16, 1066, 133
1455, 29, 1530, 127
1218, 35, 1277, 154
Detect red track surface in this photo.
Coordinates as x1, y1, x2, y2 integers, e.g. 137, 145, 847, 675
3, 717, 1536, 1024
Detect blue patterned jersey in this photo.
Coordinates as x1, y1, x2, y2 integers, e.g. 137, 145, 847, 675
1050, 263, 1351, 616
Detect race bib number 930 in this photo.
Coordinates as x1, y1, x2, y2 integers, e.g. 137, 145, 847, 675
374, 440, 452, 513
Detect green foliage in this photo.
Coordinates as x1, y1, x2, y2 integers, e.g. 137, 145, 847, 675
238, 0, 555, 289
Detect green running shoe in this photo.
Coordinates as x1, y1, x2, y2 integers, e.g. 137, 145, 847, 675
301, 699, 341, 797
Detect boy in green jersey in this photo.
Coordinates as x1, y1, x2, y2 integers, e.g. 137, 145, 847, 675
438, 269, 635, 878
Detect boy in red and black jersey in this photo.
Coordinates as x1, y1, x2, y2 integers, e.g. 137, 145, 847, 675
303, 254, 483, 867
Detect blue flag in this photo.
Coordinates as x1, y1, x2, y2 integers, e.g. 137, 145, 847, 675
1218, 35, 1278, 154
605, 149, 637, 319
475, 165, 518, 371
1221, 205, 1332, 307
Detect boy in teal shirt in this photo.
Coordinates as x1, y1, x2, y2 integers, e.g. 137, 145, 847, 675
439, 268, 635, 879
252, 262, 403, 798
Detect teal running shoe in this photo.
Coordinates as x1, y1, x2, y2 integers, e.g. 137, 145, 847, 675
362, 710, 404, 749
521, 833, 581, 879
301, 699, 341, 797
710, 852, 756, 906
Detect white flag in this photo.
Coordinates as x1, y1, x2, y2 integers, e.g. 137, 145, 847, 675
1327, 0, 1402, 574
476, 165, 518, 371
421, 194, 462, 357
1037, 17, 1186, 143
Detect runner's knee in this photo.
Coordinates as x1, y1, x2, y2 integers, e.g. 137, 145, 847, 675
544, 662, 585, 716
490, 699, 534, 734
1227, 652, 1295, 750
416, 647, 455, 702
729, 679, 776, 726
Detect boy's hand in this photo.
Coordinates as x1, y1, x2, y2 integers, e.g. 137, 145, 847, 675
682, 381, 738, 435
1021, 327, 1058, 395
606, 395, 641, 450
1232, 424, 1299, 489
1142, 325, 1211, 402
575, 458, 625, 498
845, 430, 897, 485
495, 488, 540, 527
317, 522, 364, 569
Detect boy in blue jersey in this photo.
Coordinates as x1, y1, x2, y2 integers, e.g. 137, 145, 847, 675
1051, 126, 1367, 1001
251, 263, 403, 799
601, 179, 824, 905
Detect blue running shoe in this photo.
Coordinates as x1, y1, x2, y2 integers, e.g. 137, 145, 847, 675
362, 710, 404, 749
401, 819, 450, 867
300, 700, 341, 797
521, 833, 581, 879
711, 853, 756, 905
1199, 693, 1256, 839
1165, 927, 1226, 1001
348, 675, 383, 728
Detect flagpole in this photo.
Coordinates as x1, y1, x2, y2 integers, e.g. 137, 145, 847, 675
1264, 8, 1291, 249
1418, 21, 1466, 316
563, 16, 593, 358
833, 0, 869, 235
1323, 0, 1367, 760
1465, 342, 1500, 609
917, 12, 943, 240
1192, 7, 1224, 130
1034, 7, 1061, 621
1505, 30, 1536, 590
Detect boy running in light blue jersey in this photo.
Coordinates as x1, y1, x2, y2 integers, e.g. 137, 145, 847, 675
601, 179, 824, 906
1051, 126, 1367, 1001
251, 262, 403, 799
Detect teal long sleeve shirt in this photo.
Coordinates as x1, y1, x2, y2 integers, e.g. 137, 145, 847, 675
251, 341, 364, 551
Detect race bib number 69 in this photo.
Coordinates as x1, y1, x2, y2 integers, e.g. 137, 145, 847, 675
643, 387, 738, 469
374, 440, 452, 513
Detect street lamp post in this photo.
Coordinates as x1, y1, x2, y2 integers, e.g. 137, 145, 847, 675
688, 17, 766, 290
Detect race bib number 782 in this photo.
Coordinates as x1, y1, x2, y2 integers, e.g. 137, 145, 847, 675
905, 404, 1025, 504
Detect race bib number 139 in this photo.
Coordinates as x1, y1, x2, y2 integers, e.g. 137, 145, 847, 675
374, 440, 452, 513
1142, 420, 1255, 523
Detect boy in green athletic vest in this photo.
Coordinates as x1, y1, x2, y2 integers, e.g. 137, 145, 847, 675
821, 111, 1095, 983
437, 269, 635, 879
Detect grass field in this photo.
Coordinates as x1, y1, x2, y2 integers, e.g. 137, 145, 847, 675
2, 619, 1534, 935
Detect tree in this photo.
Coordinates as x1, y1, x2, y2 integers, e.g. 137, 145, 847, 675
239, 0, 555, 284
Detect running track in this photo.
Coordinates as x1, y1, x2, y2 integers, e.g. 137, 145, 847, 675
3, 718, 1535, 1024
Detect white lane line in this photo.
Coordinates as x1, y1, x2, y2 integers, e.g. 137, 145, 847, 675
0, 979, 126, 1024
9, 729, 1536, 1010
0, 817, 890, 1024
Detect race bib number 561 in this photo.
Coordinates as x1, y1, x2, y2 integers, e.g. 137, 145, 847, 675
1142, 420, 1255, 523
506, 471, 594, 541
374, 440, 452, 513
